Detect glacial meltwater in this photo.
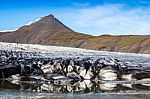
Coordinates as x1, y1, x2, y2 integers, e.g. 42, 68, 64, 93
0, 79, 150, 99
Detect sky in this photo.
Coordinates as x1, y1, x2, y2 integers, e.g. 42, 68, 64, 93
0, 0, 150, 35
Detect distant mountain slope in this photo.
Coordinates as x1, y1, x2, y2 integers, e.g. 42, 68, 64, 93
81, 35, 150, 54
0, 14, 149, 54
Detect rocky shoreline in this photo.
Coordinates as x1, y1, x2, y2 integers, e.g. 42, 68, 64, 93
0, 50, 150, 82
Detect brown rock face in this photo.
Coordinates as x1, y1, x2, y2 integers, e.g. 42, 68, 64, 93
0, 14, 150, 54
0, 14, 77, 44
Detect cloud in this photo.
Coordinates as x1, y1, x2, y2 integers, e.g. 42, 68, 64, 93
56, 4, 150, 35
139, 0, 150, 4
71, 2, 90, 7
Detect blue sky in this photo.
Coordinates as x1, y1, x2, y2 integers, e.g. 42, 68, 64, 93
0, 0, 150, 35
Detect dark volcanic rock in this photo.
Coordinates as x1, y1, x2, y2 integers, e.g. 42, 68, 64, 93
0, 50, 149, 81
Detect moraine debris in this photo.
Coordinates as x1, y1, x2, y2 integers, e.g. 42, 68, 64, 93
0, 50, 150, 82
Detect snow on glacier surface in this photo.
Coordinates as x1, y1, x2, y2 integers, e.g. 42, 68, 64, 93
0, 42, 150, 67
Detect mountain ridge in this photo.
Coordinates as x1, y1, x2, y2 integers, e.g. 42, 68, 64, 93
0, 14, 149, 54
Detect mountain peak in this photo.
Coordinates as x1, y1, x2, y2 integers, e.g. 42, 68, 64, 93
0, 14, 76, 44
15, 14, 73, 33
38, 14, 55, 23
27, 14, 73, 31
45, 14, 55, 18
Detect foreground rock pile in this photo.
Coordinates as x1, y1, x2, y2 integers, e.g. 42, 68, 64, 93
0, 50, 150, 81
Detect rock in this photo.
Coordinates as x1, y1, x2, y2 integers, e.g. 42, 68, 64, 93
0, 50, 149, 82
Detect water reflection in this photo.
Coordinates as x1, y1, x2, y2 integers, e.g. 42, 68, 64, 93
0, 80, 150, 99
1, 79, 150, 94
1, 91, 149, 99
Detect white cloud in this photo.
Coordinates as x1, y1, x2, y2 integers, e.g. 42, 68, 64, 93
56, 4, 150, 35
71, 2, 90, 7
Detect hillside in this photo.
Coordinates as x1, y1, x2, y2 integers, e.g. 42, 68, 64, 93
0, 14, 149, 54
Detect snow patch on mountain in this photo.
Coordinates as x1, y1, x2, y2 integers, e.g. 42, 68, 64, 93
25, 17, 42, 26
0, 29, 18, 32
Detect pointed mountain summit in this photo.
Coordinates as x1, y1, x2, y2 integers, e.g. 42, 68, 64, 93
20, 14, 73, 32
0, 14, 82, 44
